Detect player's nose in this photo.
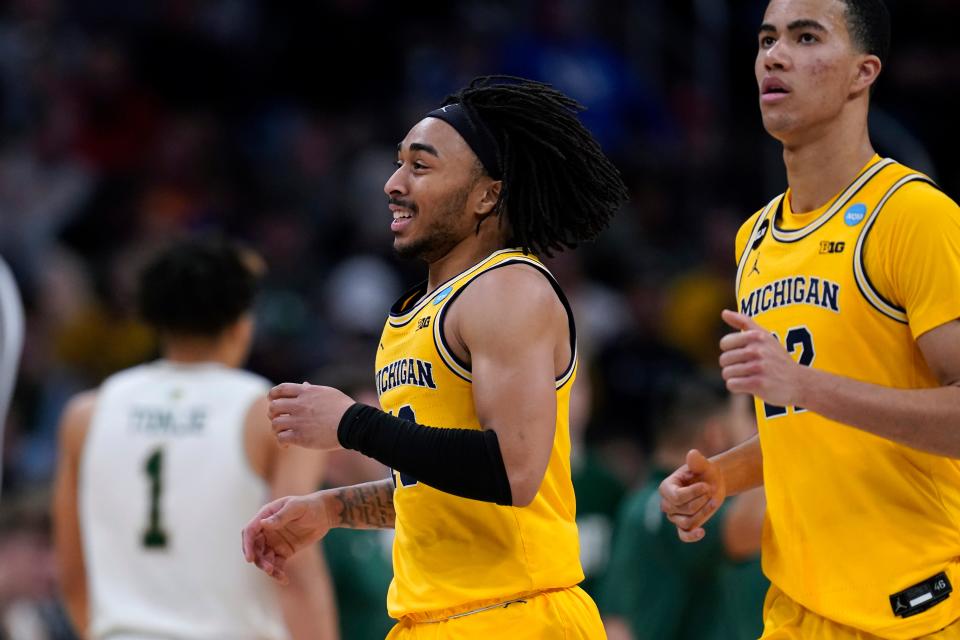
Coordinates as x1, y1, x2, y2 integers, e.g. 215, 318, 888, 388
384, 165, 408, 198
763, 41, 790, 71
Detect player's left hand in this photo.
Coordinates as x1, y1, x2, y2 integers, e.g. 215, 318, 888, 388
267, 382, 355, 450
241, 492, 332, 584
719, 309, 808, 407
660, 449, 726, 543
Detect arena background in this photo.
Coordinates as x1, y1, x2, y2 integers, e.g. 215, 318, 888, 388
0, 0, 956, 637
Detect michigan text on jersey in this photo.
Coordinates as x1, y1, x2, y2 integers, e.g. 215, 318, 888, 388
740, 276, 840, 318
376, 358, 438, 396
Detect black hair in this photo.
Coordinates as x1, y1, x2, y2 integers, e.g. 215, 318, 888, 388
839, 0, 891, 66
137, 236, 262, 337
442, 76, 629, 257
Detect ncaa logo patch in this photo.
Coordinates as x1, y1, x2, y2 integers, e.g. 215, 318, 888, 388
432, 286, 453, 305
844, 203, 868, 226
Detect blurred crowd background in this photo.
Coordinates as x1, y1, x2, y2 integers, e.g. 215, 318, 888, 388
1, 0, 957, 638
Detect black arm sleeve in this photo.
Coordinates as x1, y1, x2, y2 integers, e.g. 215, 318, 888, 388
337, 403, 513, 506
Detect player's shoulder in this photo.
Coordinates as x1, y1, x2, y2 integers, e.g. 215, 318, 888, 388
873, 177, 960, 237
188, 364, 272, 396
734, 205, 772, 260
63, 389, 99, 417
886, 178, 960, 218
219, 367, 272, 391
211, 370, 271, 427
461, 259, 562, 313
452, 259, 567, 346
58, 389, 99, 447
100, 362, 155, 387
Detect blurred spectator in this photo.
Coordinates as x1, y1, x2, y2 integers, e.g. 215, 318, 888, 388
0, 109, 93, 284
71, 36, 162, 175
51, 237, 337, 639
592, 275, 697, 463
598, 383, 767, 640
499, 0, 677, 155
569, 371, 628, 600
660, 212, 741, 368
0, 488, 73, 640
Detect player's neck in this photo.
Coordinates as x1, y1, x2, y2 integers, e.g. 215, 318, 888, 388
163, 337, 237, 368
781, 111, 875, 214
425, 228, 506, 294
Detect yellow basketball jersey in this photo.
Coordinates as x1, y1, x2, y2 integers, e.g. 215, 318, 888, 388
735, 156, 960, 639
375, 248, 583, 620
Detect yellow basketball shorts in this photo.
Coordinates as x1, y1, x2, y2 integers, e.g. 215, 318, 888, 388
761, 584, 960, 640
386, 586, 606, 640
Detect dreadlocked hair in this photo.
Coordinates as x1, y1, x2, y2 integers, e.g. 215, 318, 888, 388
443, 76, 628, 257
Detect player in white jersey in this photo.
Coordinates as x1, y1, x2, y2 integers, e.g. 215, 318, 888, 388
52, 237, 338, 640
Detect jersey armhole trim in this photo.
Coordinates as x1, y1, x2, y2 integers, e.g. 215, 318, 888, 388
853, 174, 936, 324
735, 195, 781, 296
389, 248, 527, 327
432, 258, 578, 389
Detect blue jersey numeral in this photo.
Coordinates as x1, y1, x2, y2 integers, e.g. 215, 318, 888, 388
763, 326, 815, 419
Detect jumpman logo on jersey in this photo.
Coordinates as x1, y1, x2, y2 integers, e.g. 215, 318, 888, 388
750, 256, 761, 277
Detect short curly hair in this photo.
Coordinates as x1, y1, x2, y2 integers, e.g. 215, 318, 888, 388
137, 236, 262, 337
840, 0, 891, 66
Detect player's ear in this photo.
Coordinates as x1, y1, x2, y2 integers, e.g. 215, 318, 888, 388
853, 54, 881, 95
475, 180, 502, 216
224, 313, 255, 365
229, 313, 254, 342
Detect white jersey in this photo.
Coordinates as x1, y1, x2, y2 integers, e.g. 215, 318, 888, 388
79, 360, 288, 640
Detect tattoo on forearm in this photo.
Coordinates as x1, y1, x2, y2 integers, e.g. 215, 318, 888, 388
330, 479, 396, 529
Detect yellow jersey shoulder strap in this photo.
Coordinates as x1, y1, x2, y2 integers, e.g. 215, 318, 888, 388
735, 194, 783, 296
387, 249, 531, 328
431, 250, 577, 388
853, 170, 939, 324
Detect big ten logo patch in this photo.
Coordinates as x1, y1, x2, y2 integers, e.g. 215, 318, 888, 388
819, 240, 845, 254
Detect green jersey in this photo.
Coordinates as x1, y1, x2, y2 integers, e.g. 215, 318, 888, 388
598, 469, 767, 640
572, 448, 628, 597
323, 527, 395, 640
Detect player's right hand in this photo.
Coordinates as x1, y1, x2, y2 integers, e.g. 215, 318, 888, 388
659, 449, 726, 543
241, 492, 332, 584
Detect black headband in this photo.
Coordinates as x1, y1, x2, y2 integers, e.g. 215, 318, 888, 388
425, 103, 502, 180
